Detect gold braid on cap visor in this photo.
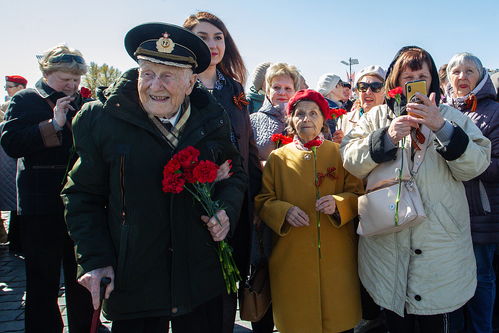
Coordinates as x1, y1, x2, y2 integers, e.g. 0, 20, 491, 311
135, 44, 198, 69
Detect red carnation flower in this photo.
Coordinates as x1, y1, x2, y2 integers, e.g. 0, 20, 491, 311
80, 87, 92, 99
388, 87, 403, 98
192, 160, 219, 183
331, 108, 347, 119
183, 167, 197, 184
271, 134, 293, 147
162, 173, 185, 193
163, 159, 181, 175
174, 146, 200, 168
304, 139, 322, 149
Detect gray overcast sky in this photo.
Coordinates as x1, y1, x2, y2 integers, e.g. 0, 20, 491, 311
1, 0, 498, 100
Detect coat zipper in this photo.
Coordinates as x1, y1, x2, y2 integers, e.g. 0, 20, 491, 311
120, 155, 126, 224
117, 155, 129, 289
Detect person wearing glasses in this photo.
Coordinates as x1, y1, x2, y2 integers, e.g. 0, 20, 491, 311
0, 75, 27, 249
1, 75, 28, 118
0, 45, 96, 333
334, 66, 386, 144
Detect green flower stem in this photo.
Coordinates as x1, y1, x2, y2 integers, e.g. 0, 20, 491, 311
312, 147, 322, 259
394, 137, 406, 226
185, 182, 241, 294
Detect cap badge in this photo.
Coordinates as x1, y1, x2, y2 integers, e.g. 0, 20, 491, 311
156, 33, 175, 53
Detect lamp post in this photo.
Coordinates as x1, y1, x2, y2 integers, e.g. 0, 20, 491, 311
340, 57, 359, 84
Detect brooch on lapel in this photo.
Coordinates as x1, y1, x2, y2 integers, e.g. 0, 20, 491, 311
316, 167, 337, 187
233, 92, 249, 110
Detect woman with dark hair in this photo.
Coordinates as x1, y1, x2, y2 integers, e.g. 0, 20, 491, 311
183, 11, 262, 333
341, 46, 491, 333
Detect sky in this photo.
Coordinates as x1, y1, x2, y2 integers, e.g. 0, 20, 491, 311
1, 0, 498, 101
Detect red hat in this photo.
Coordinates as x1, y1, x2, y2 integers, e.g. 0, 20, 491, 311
286, 89, 333, 120
6, 75, 28, 86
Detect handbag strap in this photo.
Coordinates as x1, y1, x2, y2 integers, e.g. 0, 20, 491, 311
410, 125, 431, 175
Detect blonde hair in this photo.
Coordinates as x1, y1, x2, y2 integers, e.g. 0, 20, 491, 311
265, 63, 301, 95
38, 44, 87, 75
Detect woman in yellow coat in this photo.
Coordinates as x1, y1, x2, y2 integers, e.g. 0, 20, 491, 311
255, 89, 364, 333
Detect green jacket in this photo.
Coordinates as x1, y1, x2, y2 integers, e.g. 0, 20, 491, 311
62, 69, 247, 320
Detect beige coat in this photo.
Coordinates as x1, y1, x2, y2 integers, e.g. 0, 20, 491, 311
336, 108, 363, 137
255, 141, 364, 332
340, 103, 491, 316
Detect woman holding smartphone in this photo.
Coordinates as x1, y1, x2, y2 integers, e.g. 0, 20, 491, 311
183, 12, 262, 333
341, 46, 491, 333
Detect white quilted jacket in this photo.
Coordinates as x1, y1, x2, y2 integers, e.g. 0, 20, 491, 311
340, 104, 491, 316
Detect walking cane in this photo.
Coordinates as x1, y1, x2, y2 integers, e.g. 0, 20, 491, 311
90, 277, 111, 333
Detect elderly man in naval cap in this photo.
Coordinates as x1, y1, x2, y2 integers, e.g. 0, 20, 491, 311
62, 22, 247, 333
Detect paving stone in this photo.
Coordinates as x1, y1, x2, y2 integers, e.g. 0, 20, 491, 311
0, 309, 23, 321
0, 319, 23, 332
0, 294, 23, 302
0, 301, 22, 311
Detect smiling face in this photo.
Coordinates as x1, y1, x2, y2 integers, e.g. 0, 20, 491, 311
44, 71, 81, 96
397, 61, 432, 96
358, 75, 385, 112
291, 100, 324, 142
137, 61, 196, 118
268, 75, 296, 106
191, 21, 225, 68
449, 61, 481, 98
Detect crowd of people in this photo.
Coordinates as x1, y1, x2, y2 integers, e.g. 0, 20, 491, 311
1, 10, 499, 333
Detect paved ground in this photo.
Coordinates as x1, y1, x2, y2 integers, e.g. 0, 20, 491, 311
0, 243, 257, 333
0, 210, 258, 333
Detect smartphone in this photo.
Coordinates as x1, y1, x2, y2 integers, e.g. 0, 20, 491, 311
405, 80, 426, 117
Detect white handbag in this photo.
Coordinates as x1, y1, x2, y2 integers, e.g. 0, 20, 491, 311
357, 127, 430, 236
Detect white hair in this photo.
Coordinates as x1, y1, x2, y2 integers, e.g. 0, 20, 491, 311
447, 52, 485, 81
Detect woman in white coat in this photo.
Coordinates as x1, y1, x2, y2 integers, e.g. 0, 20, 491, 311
340, 46, 491, 333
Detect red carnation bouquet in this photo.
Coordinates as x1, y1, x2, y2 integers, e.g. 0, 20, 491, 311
162, 146, 240, 293
270, 133, 293, 148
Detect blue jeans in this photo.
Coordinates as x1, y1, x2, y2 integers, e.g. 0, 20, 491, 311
467, 243, 497, 333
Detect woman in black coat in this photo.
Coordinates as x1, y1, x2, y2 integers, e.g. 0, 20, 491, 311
184, 11, 264, 333
0, 44, 95, 333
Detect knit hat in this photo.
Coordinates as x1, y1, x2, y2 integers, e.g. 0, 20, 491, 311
5, 75, 27, 86
251, 62, 271, 91
315, 74, 341, 97
354, 65, 386, 87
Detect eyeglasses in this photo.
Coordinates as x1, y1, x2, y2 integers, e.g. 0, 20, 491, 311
357, 81, 384, 93
339, 82, 351, 89
4, 85, 17, 90
49, 54, 85, 64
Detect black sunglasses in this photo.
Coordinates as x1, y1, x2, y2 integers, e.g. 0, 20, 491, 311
49, 54, 85, 64
357, 81, 384, 93
339, 82, 351, 89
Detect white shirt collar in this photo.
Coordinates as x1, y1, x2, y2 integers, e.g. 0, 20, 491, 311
158, 106, 182, 126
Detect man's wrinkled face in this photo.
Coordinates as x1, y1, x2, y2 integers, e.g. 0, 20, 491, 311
137, 61, 196, 118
